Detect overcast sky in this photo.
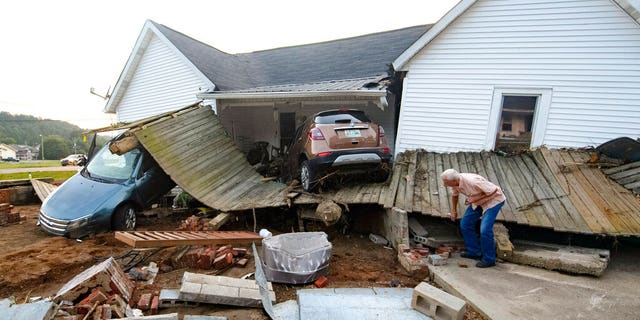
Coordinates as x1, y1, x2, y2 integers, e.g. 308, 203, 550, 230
0, 0, 459, 129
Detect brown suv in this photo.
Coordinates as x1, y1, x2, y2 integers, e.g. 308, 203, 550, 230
285, 109, 392, 191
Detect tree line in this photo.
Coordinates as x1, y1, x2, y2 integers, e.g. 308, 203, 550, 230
0, 111, 108, 160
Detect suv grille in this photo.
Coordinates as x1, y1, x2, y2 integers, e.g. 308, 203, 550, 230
38, 211, 69, 236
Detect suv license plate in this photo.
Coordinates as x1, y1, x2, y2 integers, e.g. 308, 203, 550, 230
344, 129, 361, 138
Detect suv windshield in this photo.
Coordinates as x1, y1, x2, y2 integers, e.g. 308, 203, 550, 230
314, 110, 370, 124
84, 144, 141, 182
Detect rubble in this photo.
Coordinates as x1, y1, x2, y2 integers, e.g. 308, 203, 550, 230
0, 203, 22, 226
178, 272, 275, 308
54, 257, 135, 303
174, 245, 249, 271
0, 297, 56, 320
412, 282, 466, 320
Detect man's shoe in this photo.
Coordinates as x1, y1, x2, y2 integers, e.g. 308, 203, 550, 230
460, 252, 482, 260
475, 261, 496, 268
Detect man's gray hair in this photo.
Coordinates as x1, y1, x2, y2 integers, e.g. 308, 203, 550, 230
441, 168, 460, 181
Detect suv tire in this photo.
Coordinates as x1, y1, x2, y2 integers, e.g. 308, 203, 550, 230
112, 203, 136, 231
300, 160, 317, 192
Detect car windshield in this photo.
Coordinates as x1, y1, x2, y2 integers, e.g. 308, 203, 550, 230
314, 110, 370, 124
84, 145, 141, 182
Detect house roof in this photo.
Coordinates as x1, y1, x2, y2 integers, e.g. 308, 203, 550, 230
393, 0, 640, 71
152, 22, 431, 91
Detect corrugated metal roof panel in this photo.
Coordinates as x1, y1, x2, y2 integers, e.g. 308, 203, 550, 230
132, 105, 287, 212
211, 77, 386, 94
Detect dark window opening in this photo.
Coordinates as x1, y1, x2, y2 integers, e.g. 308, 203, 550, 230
495, 95, 537, 153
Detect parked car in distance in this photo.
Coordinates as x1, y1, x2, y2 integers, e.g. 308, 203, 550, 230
60, 154, 87, 166
39, 137, 175, 238
1, 157, 19, 162
285, 109, 392, 191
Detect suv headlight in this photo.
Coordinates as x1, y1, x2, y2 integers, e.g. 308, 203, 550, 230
67, 214, 92, 230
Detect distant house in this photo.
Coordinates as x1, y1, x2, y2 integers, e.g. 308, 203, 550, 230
392, 0, 640, 154
104, 20, 431, 152
12, 145, 38, 161
0, 144, 17, 159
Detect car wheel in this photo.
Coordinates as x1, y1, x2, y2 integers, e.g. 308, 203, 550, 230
373, 168, 390, 183
112, 204, 136, 231
300, 160, 317, 192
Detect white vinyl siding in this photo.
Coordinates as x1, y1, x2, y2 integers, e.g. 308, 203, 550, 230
116, 33, 209, 122
396, 0, 640, 154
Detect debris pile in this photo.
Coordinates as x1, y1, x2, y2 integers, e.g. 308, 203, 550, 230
174, 245, 250, 270
177, 215, 214, 231
52, 257, 136, 319
0, 203, 21, 226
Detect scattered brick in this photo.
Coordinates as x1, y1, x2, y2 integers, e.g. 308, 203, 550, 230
150, 295, 159, 315
137, 293, 152, 311
314, 276, 328, 288
128, 267, 149, 281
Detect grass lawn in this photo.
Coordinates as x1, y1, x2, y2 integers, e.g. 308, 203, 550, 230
0, 171, 76, 181
0, 160, 61, 169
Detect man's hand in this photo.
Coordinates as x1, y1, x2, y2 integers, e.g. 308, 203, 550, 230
449, 212, 458, 222
464, 198, 471, 205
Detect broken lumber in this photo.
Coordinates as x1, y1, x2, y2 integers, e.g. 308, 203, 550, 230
208, 212, 233, 231
114, 231, 261, 248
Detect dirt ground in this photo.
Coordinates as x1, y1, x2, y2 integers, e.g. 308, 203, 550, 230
0, 205, 483, 319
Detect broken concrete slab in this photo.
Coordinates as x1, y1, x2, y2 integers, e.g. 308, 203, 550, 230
178, 272, 275, 307
54, 257, 135, 303
427, 247, 640, 320
408, 217, 429, 237
0, 297, 56, 320
493, 223, 513, 260
507, 240, 609, 276
297, 287, 430, 320
119, 314, 178, 320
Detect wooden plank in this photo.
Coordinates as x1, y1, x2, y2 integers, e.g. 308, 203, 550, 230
568, 151, 640, 234
616, 171, 640, 186
114, 231, 262, 248
404, 150, 418, 212
456, 152, 470, 174
520, 154, 578, 231
383, 155, 404, 208
31, 179, 58, 203
412, 151, 426, 213
502, 156, 545, 227
425, 152, 441, 215
443, 153, 463, 215
541, 148, 617, 235
602, 161, 640, 175
531, 149, 589, 231
553, 150, 622, 234
492, 156, 530, 226
481, 152, 517, 223
435, 153, 451, 218
395, 163, 408, 211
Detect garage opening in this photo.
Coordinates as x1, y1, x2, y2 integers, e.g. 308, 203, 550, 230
495, 95, 537, 153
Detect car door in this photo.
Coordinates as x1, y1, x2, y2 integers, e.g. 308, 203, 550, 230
134, 152, 174, 207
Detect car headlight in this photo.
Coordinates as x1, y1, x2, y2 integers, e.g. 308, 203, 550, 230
67, 214, 93, 230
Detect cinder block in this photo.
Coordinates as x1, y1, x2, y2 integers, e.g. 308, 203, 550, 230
412, 282, 466, 320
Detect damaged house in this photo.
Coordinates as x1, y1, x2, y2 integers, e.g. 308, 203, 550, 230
104, 20, 433, 154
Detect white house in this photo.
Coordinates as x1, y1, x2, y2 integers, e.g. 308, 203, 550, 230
0, 144, 17, 159
393, 0, 640, 154
105, 20, 432, 153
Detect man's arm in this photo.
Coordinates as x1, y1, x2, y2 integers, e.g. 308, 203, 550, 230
450, 194, 459, 221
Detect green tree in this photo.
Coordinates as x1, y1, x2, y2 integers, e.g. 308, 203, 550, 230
43, 135, 70, 160
0, 137, 16, 144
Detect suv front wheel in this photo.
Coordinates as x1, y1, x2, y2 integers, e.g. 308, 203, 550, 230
300, 160, 317, 192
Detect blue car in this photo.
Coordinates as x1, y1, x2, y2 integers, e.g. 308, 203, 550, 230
38, 140, 175, 238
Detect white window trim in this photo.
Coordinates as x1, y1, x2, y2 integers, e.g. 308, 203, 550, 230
486, 87, 552, 150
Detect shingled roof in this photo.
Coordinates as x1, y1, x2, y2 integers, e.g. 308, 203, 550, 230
151, 21, 431, 91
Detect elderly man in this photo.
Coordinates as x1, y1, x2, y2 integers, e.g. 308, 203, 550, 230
441, 169, 506, 268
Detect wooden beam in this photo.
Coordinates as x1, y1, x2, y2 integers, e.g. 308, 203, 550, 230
115, 231, 262, 248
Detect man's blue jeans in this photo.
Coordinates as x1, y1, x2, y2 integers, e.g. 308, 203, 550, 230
460, 201, 505, 263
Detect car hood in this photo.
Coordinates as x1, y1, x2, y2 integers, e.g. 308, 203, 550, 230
42, 173, 129, 220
